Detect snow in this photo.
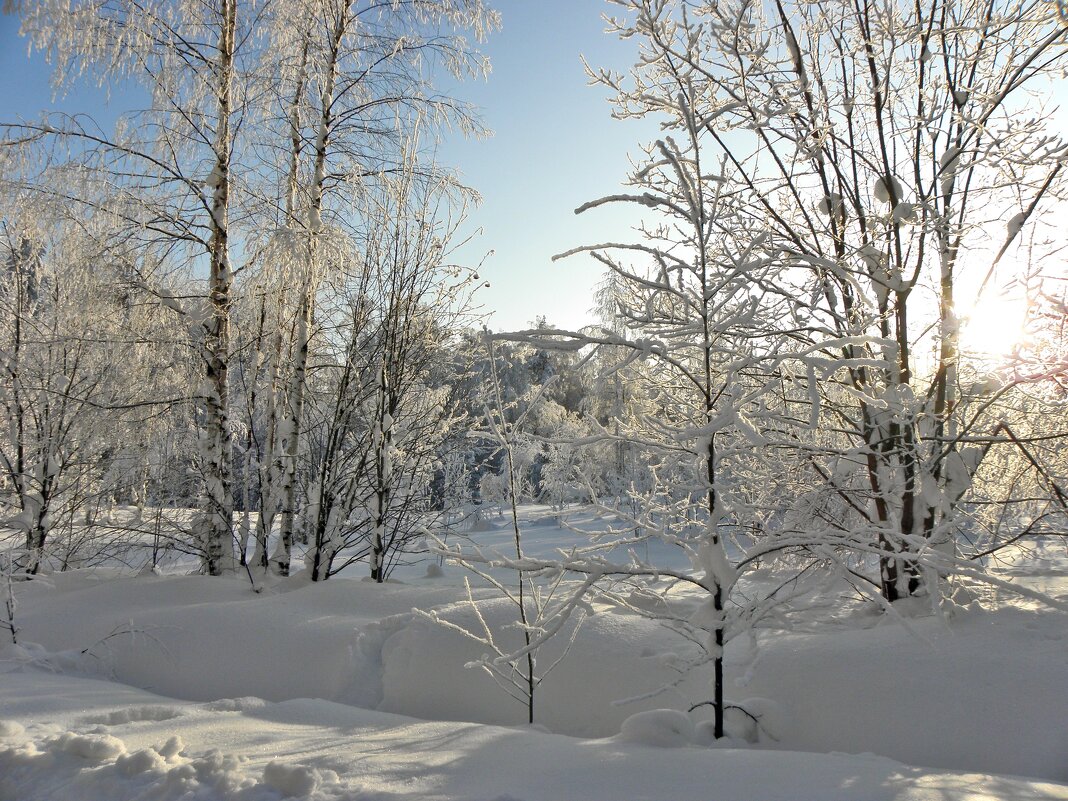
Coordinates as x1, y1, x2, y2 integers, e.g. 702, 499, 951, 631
1, 509, 1067, 801
741, 600, 1068, 779
50, 732, 128, 761
3, 671, 1067, 801
262, 761, 335, 797
816, 192, 845, 217
1007, 211, 1029, 239
873, 174, 904, 205
617, 708, 696, 747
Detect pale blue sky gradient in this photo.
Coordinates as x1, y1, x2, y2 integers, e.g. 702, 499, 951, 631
0, 2, 652, 333
435, 1, 655, 333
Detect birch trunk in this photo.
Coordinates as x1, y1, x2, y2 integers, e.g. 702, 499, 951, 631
273, 11, 343, 575
197, 0, 237, 576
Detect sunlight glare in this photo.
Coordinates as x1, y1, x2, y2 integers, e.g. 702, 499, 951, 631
958, 293, 1028, 358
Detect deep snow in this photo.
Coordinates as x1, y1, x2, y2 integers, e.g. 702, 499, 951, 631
1, 506, 1066, 800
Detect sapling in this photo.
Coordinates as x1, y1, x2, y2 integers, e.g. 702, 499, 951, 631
2, 551, 18, 645
427, 333, 592, 725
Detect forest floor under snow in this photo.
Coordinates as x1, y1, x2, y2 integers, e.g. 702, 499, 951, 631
1, 505, 1067, 801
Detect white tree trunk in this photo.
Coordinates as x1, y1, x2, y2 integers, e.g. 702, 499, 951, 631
196, 0, 237, 576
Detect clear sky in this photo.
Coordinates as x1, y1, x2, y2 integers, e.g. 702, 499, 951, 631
0, 1, 653, 334
433, 1, 656, 333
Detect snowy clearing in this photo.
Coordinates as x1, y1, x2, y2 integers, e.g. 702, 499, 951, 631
4, 0, 1068, 797
1, 508, 1066, 801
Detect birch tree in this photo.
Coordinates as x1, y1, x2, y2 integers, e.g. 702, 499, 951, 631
7, 0, 257, 574
243, 0, 497, 575
4, 0, 498, 576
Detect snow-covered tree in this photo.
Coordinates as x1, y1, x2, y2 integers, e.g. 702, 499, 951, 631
6, 0, 261, 574
232, 0, 497, 575
0, 185, 183, 574
301, 159, 482, 581
587, 0, 1068, 604
4, 0, 499, 576
513, 19, 813, 740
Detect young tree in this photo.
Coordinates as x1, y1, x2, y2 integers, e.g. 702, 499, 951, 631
512, 27, 812, 740
429, 334, 594, 726
302, 161, 482, 581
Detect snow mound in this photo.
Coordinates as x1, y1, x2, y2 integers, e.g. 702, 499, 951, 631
617, 708, 696, 747
732, 697, 787, 743
2, 640, 105, 677
114, 747, 167, 776
204, 696, 270, 713
50, 732, 128, 761
262, 760, 339, 797
0, 730, 351, 801
158, 735, 184, 761
84, 705, 185, 725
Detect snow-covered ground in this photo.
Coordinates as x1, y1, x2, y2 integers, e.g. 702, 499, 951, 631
1, 506, 1066, 801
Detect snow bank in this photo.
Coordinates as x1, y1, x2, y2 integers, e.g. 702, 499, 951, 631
12, 572, 463, 707
13, 569, 705, 738
2, 672, 1067, 801
379, 597, 705, 736
617, 708, 696, 747
7, 519, 1068, 785
742, 603, 1068, 779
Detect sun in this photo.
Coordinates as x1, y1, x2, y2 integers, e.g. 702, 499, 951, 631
958, 292, 1029, 359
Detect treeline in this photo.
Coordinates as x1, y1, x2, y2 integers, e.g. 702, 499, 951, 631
0, 0, 1066, 614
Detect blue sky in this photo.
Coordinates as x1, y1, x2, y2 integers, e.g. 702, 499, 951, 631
0, 2, 652, 333
434, 1, 656, 333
